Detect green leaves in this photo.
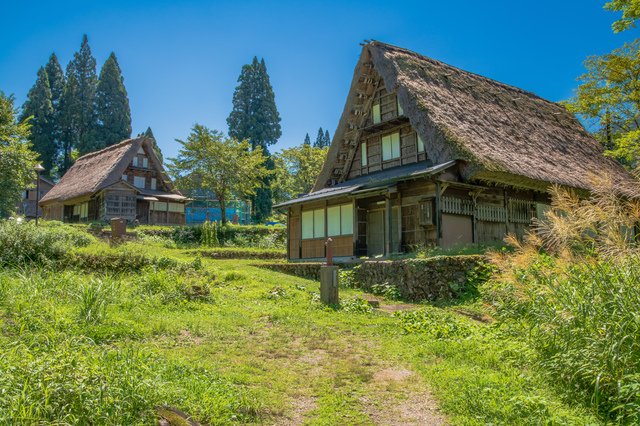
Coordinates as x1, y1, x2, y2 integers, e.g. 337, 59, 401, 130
272, 143, 328, 204
564, 39, 640, 168
168, 125, 271, 224
96, 52, 132, 149
0, 92, 38, 217
605, 0, 640, 32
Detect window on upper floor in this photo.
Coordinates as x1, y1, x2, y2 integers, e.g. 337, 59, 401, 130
142, 158, 148, 168
132, 157, 138, 167
382, 132, 400, 161
122, 174, 128, 181
361, 142, 367, 166
417, 134, 424, 152
372, 104, 381, 124
134, 176, 146, 189
151, 178, 157, 190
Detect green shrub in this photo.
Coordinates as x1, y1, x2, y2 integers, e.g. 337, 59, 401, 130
0, 220, 95, 266
138, 224, 286, 249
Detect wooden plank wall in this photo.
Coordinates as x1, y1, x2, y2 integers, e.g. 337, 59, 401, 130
301, 239, 325, 258
331, 235, 353, 257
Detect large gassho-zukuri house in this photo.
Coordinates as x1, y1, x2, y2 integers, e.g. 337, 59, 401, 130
274, 41, 634, 260
40, 136, 189, 225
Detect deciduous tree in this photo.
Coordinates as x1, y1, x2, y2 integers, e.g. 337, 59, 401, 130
0, 92, 38, 217
605, 0, 640, 32
168, 125, 270, 224
273, 143, 328, 204
564, 39, 640, 168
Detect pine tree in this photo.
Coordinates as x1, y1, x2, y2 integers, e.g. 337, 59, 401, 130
324, 129, 331, 147
138, 127, 163, 161
314, 127, 324, 148
96, 52, 131, 148
58, 69, 80, 175
45, 53, 65, 174
19, 67, 57, 175
304, 133, 311, 145
227, 57, 281, 222
61, 34, 99, 157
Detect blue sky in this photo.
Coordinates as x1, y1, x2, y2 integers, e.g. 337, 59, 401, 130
0, 0, 636, 161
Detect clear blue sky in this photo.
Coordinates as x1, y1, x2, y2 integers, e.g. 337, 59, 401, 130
0, 0, 636, 161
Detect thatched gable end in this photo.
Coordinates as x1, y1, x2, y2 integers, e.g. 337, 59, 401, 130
314, 41, 632, 193
40, 137, 175, 205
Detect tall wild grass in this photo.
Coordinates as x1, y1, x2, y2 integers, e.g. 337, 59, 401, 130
484, 173, 640, 423
0, 220, 95, 266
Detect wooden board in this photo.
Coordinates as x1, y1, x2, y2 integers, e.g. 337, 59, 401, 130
289, 216, 300, 259
441, 213, 473, 247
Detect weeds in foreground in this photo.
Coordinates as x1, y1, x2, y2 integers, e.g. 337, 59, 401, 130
485, 173, 640, 423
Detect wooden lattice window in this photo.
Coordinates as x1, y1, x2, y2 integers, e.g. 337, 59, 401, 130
419, 199, 434, 226
121, 196, 135, 215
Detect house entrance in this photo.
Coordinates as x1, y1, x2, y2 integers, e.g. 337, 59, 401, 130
367, 208, 400, 256
136, 201, 149, 224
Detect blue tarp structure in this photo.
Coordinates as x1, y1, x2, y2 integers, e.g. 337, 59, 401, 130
186, 207, 239, 224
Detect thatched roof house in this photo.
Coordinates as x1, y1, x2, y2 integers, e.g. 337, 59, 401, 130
41, 136, 188, 224
276, 41, 636, 260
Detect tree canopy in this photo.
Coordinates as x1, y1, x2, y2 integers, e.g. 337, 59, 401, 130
273, 143, 328, 205
0, 92, 38, 217
19, 67, 57, 176
227, 57, 281, 222
65, 34, 100, 157
605, 0, 640, 32
168, 125, 270, 224
96, 52, 132, 149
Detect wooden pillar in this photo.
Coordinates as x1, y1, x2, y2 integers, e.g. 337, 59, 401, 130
286, 208, 291, 260
385, 195, 391, 255
352, 198, 357, 256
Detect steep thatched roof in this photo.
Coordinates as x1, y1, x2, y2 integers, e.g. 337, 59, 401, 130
40, 137, 177, 205
314, 41, 633, 193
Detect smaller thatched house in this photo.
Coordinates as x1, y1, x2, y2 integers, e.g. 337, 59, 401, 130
40, 137, 189, 225
275, 41, 636, 260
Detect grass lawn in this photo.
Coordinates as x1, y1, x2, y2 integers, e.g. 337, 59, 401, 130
0, 240, 601, 425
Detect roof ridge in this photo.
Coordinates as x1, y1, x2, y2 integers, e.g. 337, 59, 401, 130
76, 136, 145, 162
369, 40, 563, 109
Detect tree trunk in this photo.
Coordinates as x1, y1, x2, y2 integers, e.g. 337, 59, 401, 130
219, 192, 226, 225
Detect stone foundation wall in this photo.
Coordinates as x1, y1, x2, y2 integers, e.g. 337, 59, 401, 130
255, 255, 489, 301
353, 255, 487, 301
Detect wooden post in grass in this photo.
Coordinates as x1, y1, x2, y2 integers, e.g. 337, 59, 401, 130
320, 238, 339, 304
